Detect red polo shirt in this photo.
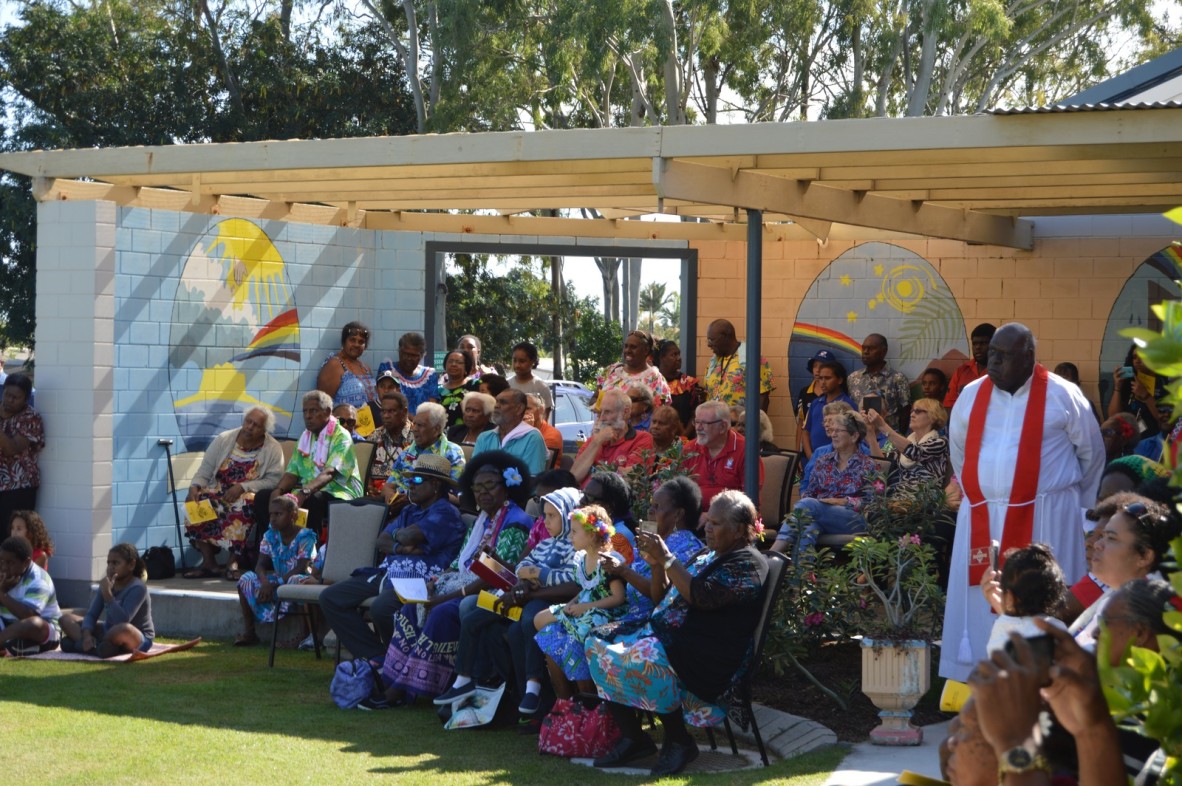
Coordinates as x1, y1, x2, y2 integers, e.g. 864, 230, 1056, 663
684, 430, 764, 510
576, 427, 654, 482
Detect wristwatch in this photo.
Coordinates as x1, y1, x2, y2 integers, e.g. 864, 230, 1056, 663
998, 739, 1049, 776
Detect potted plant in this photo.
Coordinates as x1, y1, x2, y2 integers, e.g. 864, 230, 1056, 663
845, 531, 944, 745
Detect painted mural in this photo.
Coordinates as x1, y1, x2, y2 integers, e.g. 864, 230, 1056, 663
168, 219, 301, 450
788, 242, 968, 406
1099, 244, 1182, 411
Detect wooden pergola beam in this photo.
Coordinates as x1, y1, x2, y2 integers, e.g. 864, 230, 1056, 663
654, 159, 1034, 249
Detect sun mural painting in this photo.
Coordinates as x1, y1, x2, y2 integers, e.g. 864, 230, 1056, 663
169, 219, 301, 451
789, 243, 968, 406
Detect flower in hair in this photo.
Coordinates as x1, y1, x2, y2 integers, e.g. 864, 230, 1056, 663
503, 468, 523, 487
570, 509, 615, 539
753, 517, 764, 535
281, 493, 301, 505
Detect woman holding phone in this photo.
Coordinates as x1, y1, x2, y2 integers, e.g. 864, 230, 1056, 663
864, 398, 950, 491
1107, 344, 1167, 437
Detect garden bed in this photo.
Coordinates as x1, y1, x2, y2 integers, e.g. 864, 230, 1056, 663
754, 640, 950, 742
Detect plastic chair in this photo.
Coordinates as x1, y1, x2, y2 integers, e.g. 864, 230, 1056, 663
758, 450, 800, 532
267, 498, 386, 667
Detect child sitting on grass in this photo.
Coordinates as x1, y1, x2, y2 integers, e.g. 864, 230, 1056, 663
61, 544, 155, 657
981, 542, 1068, 653
534, 505, 626, 699
0, 535, 62, 656
10, 510, 53, 570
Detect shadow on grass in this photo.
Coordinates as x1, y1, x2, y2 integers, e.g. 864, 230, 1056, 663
2, 640, 845, 784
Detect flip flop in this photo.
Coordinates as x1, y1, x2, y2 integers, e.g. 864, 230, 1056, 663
181, 568, 219, 579
224, 568, 242, 581
233, 633, 260, 647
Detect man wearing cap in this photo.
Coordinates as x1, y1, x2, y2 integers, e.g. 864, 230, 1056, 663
320, 453, 465, 669
847, 333, 912, 432
365, 391, 414, 498
796, 350, 836, 431
945, 323, 996, 410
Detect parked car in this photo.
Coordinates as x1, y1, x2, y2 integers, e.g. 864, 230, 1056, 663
546, 379, 596, 456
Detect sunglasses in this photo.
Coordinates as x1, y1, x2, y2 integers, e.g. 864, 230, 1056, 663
1123, 501, 1169, 530
408, 475, 433, 486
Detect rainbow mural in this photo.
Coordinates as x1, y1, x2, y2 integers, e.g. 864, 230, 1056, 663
788, 243, 968, 408
168, 220, 302, 450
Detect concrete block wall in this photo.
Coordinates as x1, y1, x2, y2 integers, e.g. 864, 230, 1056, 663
692, 215, 1181, 449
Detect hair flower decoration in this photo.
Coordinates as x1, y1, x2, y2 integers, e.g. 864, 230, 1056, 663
753, 516, 765, 535
571, 509, 615, 540
502, 468, 523, 487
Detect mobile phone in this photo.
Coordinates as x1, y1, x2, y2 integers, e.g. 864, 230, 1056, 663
1005, 634, 1054, 684
863, 395, 884, 416
988, 540, 1000, 573
1118, 366, 1135, 379
638, 520, 658, 535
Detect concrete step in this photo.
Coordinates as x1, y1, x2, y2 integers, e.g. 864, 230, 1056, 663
133, 577, 319, 643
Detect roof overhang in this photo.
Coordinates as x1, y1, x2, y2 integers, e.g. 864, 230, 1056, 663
6, 107, 1182, 250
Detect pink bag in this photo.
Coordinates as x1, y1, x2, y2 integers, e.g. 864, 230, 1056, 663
537, 698, 622, 758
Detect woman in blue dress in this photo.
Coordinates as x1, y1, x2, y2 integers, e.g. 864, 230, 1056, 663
316, 321, 377, 410
234, 494, 318, 646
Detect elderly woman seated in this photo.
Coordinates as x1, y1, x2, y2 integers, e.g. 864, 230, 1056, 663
585, 490, 768, 776
627, 385, 655, 431
183, 407, 285, 580
446, 391, 495, 447
864, 397, 949, 490
728, 407, 779, 455
234, 494, 318, 646
771, 411, 878, 560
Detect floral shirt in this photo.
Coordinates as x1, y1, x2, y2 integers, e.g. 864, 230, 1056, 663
260, 526, 318, 579
286, 424, 363, 499
386, 435, 466, 495
0, 407, 44, 491
801, 450, 879, 512
366, 423, 414, 493
597, 363, 672, 406
0, 562, 60, 628
847, 364, 912, 432
704, 343, 774, 408
438, 378, 479, 429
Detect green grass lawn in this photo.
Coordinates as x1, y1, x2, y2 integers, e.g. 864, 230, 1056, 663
0, 639, 845, 785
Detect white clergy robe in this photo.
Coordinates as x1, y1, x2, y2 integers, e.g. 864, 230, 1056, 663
938, 370, 1105, 681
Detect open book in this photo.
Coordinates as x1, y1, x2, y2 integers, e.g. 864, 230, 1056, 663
391, 577, 430, 604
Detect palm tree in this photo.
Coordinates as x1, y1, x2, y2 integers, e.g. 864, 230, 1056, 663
638, 282, 670, 334
659, 291, 681, 342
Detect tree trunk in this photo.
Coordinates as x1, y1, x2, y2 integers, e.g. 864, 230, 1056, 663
623, 257, 642, 334
551, 255, 564, 379
197, 0, 244, 125
596, 256, 621, 322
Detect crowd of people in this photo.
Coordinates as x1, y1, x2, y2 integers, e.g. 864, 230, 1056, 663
3, 314, 1182, 783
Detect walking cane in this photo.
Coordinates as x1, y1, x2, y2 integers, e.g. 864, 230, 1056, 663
158, 438, 188, 569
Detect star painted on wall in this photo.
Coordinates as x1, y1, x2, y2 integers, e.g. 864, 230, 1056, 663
840, 274, 852, 286
868, 299, 877, 310
846, 311, 858, 323
873, 263, 884, 276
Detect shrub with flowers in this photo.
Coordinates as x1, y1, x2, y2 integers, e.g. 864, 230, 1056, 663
596, 440, 698, 523
844, 531, 944, 644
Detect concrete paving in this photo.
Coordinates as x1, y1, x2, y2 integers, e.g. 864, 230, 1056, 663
823, 720, 950, 786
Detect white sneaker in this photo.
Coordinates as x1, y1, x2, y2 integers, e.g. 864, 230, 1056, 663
297, 634, 316, 651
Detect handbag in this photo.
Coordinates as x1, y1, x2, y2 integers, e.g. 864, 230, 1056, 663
330, 658, 374, 709
537, 697, 621, 758
143, 546, 176, 580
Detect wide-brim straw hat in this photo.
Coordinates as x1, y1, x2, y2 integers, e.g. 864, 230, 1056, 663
411, 453, 458, 487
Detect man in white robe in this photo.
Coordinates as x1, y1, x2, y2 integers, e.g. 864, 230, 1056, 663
939, 323, 1104, 681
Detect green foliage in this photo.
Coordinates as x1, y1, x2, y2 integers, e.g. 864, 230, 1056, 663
565, 301, 624, 386
597, 440, 700, 522
843, 532, 944, 642
444, 254, 555, 365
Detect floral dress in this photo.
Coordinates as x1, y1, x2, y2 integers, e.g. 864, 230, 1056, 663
437, 377, 479, 429
237, 527, 318, 623
597, 363, 672, 407
0, 406, 44, 492
585, 546, 766, 728
184, 443, 262, 554
535, 553, 624, 680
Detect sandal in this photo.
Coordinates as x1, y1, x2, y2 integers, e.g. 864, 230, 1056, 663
224, 568, 242, 581
233, 633, 260, 647
182, 567, 220, 579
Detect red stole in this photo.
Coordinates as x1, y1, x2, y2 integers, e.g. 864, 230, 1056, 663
961, 364, 1049, 585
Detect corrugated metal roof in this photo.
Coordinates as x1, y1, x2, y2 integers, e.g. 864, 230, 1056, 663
989, 100, 1182, 114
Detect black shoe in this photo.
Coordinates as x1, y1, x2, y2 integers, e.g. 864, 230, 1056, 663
433, 682, 475, 705
517, 692, 541, 715
357, 694, 390, 711
593, 735, 657, 768
651, 739, 699, 776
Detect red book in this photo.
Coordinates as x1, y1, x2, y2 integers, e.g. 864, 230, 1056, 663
470, 552, 517, 591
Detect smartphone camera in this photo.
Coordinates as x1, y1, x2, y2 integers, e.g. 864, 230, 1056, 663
1005, 634, 1055, 685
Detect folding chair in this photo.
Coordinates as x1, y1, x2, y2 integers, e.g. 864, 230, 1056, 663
268, 498, 387, 667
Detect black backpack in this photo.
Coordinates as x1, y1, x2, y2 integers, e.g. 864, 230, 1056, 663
143, 546, 176, 580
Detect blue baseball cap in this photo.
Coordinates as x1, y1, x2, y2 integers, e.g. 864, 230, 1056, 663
807, 349, 836, 371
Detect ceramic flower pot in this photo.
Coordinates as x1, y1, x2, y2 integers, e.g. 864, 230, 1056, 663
860, 637, 931, 745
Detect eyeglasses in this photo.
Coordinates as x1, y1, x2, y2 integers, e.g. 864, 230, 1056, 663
694, 419, 724, 428
472, 482, 503, 494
